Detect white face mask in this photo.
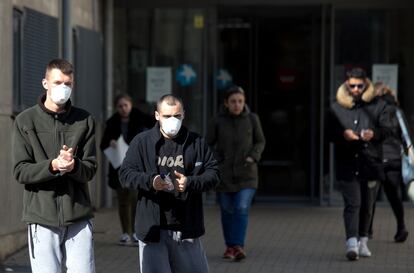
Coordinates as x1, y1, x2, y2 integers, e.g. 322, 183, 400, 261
161, 117, 182, 137
50, 84, 72, 105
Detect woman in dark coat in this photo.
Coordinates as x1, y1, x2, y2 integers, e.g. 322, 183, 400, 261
372, 82, 408, 242
207, 86, 266, 261
100, 94, 154, 245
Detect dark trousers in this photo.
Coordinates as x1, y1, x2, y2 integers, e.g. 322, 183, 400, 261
340, 178, 380, 239
116, 188, 138, 235
371, 160, 406, 232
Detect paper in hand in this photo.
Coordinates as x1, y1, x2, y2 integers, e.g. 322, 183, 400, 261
103, 135, 129, 169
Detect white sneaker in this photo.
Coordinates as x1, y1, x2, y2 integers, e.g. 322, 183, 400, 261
346, 237, 359, 261
358, 237, 372, 257
118, 233, 131, 246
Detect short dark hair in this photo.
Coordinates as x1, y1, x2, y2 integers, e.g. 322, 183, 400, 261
45, 59, 74, 77
113, 93, 133, 107
156, 94, 184, 111
346, 67, 367, 80
224, 85, 245, 101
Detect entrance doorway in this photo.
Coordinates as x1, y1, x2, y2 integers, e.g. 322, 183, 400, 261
216, 7, 322, 200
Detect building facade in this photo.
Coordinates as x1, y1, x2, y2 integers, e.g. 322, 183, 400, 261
113, 0, 414, 204
0, 0, 413, 260
0, 0, 109, 260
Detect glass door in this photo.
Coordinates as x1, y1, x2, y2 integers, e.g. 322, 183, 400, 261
216, 7, 323, 200
125, 8, 209, 134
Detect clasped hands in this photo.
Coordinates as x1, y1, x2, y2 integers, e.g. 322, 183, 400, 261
153, 170, 187, 192
51, 145, 75, 174
344, 129, 374, 142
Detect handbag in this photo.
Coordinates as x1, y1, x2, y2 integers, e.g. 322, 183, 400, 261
396, 109, 414, 185
401, 146, 414, 185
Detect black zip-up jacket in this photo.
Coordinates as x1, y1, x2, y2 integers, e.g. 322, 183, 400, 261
100, 107, 154, 189
329, 81, 391, 181
119, 123, 220, 242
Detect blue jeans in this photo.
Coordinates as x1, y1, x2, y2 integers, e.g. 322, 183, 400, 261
218, 188, 256, 247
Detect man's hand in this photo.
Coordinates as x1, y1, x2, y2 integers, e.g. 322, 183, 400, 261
360, 129, 374, 141
51, 157, 75, 174
60, 145, 74, 161
51, 145, 75, 174
343, 129, 360, 141
246, 156, 255, 163
153, 175, 173, 191
110, 140, 117, 148
174, 171, 187, 192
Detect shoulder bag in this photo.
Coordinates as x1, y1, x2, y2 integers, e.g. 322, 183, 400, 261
395, 109, 414, 199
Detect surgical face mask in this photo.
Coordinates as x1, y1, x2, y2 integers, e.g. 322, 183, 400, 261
161, 117, 182, 137
50, 84, 72, 105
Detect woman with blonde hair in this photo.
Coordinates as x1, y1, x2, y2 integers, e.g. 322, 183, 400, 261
100, 94, 154, 245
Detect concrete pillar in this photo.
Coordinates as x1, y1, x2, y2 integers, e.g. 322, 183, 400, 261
0, 0, 27, 261
62, 0, 72, 61
104, 0, 114, 208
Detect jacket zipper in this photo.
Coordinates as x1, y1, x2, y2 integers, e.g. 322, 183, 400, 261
232, 118, 237, 179
54, 114, 63, 227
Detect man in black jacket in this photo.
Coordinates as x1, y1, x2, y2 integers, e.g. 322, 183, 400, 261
330, 68, 390, 261
119, 94, 219, 273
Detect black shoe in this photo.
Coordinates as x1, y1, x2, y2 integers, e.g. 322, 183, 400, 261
394, 229, 409, 243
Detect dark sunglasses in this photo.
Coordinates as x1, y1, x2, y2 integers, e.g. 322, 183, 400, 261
348, 84, 365, 90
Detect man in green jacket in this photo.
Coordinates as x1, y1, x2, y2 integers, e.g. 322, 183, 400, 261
12, 59, 97, 273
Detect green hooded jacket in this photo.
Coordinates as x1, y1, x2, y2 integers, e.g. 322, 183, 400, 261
12, 95, 97, 227
207, 106, 266, 192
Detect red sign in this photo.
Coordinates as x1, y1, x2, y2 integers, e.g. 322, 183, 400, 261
277, 68, 298, 91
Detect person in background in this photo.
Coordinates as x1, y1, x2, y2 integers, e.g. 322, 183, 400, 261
329, 68, 390, 261
100, 94, 154, 246
206, 85, 266, 261
119, 94, 219, 273
12, 59, 97, 273
370, 82, 408, 242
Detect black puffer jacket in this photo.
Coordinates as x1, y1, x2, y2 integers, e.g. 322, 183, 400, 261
100, 107, 154, 189
329, 81, 391, 181
379, 94, 404, 163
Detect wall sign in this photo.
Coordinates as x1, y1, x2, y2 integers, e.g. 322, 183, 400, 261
146, 67, 172, 102
176, 64, 197, 87
372, 64, 398, 92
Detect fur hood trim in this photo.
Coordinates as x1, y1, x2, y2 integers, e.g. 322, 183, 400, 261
336, 80, 375, 109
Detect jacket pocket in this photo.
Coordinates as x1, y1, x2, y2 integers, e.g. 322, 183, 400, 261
240, 160, 257, 180
24, 188, 59, 225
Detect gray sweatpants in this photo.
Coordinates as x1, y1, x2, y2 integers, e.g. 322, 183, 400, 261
28, 220, 95, 273
139, 230, 209, 273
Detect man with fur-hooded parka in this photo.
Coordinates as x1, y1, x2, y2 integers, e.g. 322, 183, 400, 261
330, 76, 390, 182
329, 68, 391, 261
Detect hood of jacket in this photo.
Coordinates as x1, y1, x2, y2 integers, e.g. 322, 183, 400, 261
336, 80, 375, 109
38, 92, 73, 119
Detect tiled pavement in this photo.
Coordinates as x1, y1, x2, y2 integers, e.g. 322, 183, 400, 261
2, 203, 414, 273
